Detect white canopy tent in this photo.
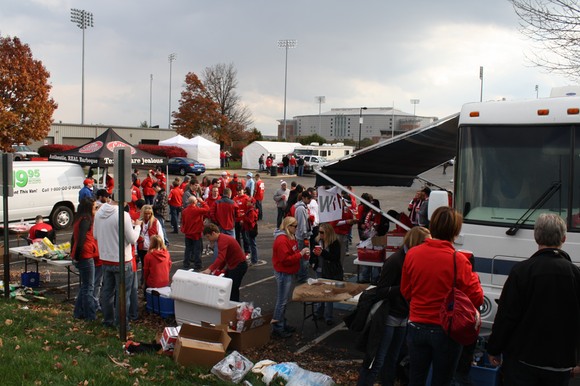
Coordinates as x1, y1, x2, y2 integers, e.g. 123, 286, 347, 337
242, 141, 302, 170
159, 135, 220, 169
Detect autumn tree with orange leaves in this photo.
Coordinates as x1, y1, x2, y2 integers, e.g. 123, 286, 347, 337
0, 36, 57, 152
172, 72, 228, 142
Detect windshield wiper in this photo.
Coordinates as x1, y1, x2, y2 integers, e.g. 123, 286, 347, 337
506, 181, 561, 236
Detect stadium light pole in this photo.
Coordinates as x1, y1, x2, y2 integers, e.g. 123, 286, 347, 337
70, 8, 94, 125
168, 53, 176, 129
410, 99, 420, 116
315, 96, 325, 136
358, 107, 367, 150
278, 39, 297, 140
479, 66, 484, 102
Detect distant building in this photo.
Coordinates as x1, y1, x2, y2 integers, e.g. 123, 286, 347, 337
278, 107, 437, 142
28, 122, 178, 150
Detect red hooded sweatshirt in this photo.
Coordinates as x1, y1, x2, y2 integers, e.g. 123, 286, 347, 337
143, 249, 172, 288
272, 230, 303, 274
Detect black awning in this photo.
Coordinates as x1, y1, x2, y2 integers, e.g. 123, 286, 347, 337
316, 113, 459, 187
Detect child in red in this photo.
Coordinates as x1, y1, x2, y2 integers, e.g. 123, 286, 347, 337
142, 235, 172, 290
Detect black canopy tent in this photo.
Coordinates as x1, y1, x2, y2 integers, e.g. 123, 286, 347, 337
48, 128, 166, 168
315, 113, 460, 187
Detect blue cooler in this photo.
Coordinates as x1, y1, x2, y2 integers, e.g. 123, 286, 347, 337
146, 287, 174, 318
21, 271, 40, 288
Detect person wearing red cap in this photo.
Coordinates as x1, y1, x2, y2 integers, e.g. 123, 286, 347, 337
79, 178, 95, 202
141, 171, 155, 205
242, 197, 259, 265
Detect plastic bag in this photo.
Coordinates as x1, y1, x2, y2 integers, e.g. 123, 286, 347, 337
358, 237, 373, 249
287, 367, 335, 386
211, 350, 254, 384
261, 362, 300, 384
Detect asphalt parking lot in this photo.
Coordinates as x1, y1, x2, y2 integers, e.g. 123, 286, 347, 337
4, 164, 453, 357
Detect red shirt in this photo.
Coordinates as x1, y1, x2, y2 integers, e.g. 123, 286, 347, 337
401, 238, 484, 326
254, 179, 265, 201
143, 249, 172, 288
272, 233, 303, 274
181, 201, 209, 240
233, 193, 249, 222
168, 186, 183, 207
28, 222, 53, 240
208, 234, 246, 272
206, 194, 221, 210
141, 177, 155, 196
242, 207, 258, 232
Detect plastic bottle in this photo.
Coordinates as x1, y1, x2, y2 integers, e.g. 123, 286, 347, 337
44, 270, 51, 283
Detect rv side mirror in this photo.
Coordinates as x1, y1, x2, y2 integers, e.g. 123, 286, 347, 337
428, 190, 450, 220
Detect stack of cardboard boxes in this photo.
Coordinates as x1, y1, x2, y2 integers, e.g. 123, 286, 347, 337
167, 269, 271, 368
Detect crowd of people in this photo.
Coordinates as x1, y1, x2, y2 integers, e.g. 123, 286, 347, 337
70, 167, 267, 328
258, 153, 307, 177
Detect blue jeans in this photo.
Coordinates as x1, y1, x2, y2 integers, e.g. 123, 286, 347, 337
129, 268, 139, 321
289, 165, 295, 175
101, 263, 134, 327
272, 271, 294, 332
94, 264, 103, 311
256, 200, 263, 220
169, 205, 180, 232
244, 231, 258, 264
184, 237, 203, 269
276, 208, 285, 228
407, 322, 462, 386
296, 238, 309, 283
73, 258, 96, 320
297, 165, 304, 176
358, 324, 407, 386
283, 166, 289, 174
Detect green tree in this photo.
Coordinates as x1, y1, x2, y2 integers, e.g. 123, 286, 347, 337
0, 36, 57, 151
172, 72, 228, 140
298, 134, 327, 146
246, 128, 263, 143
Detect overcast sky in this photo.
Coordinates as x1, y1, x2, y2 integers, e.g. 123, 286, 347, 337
1, 0, 572, 136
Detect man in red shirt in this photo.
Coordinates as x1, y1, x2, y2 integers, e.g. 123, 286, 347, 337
168, 179, 183, 234
202, 224, 248, 301
233, 185, 250, 254
28, 215, 54, 242
181, 196, 209, 270
253, 173, 265, 220
210, 187, 237, 237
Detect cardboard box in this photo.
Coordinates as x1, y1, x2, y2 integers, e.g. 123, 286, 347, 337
160, 326, 181, 351
174, 299, 238, 326
228, 314, 272, 351
371, 235, 387, 247
173, 323, 231, 368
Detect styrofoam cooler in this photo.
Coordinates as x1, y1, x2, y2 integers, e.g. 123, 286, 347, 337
170, 269, 232, 308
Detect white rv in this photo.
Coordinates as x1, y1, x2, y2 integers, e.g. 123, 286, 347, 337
0, 161, 85, 229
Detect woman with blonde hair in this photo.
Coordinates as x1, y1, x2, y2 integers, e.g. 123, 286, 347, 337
271, 216, 310, 338
401, 207, 483, 385
137, 205, 164, 270
358, 226, 431, 386
312, 222, 343, 325
142, 235, 172, 290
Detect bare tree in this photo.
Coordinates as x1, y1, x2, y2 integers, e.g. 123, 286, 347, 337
510, 0, 580, 80
202, 63, 254, 131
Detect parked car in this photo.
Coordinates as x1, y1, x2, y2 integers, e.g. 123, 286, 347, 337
167, 157, 206, 176
12, 144, 40, 161
302, 155, 329, 173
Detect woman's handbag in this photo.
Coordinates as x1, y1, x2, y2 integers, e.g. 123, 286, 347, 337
439, 252, 481, 345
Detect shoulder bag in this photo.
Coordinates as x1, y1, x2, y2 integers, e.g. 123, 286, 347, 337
439, 251, 481, 346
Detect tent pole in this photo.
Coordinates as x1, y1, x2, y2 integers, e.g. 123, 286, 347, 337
314, 169, 411, 231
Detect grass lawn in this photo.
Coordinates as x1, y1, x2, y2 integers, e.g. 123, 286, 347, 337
0, 297, 268, 385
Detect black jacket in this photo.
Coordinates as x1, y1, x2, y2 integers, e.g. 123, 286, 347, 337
487, 248, 580, 368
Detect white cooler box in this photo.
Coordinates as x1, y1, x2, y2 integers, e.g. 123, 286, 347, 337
174, 299, 240, 326
170, 269, 233, 308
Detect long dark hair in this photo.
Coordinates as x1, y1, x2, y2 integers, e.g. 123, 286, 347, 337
76, 197, 96, 222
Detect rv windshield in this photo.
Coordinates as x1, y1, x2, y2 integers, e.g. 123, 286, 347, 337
455, 124, 580, 230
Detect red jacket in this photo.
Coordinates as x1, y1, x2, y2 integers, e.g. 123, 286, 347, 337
141, 177, 155, 196
70, 216, 98, 260
242, 207, 258, 232
181, 201, 209, 240
210, 197, 237, 231
143, 249, 172, 288
332, 202, 355, 235
228, 178, 244, 196
208, 234, 246, 272
401, 238, 483, 326
206, 194, 221, 210
272, 232, 303, 274
168, 186, 183, 208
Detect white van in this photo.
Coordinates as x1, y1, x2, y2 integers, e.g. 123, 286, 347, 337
1, 161, 85, 229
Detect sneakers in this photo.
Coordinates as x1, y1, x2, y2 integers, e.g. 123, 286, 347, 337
272, 329, 292, 339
